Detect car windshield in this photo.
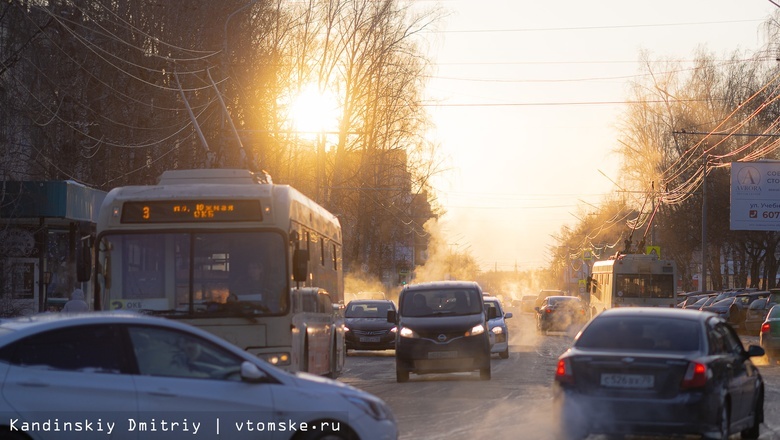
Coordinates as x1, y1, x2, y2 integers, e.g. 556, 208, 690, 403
549, 297, 580, 308
484, 300, 502, 317
769, 305, 780, 319
749, 298, 768, 309
401, 288, 483, 317
345, 302, 394, 318
711, 298, 734, 307
575, 316, 702, 352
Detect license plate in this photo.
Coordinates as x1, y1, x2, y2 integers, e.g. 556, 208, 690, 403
359, 336, 380, 342
428, 351, 457, 359
600, 373, 654, 389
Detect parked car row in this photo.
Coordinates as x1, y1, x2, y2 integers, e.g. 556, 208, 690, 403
678, 289, 777, 334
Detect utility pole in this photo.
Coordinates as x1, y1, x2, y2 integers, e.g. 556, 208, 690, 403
701, 155, 708, 292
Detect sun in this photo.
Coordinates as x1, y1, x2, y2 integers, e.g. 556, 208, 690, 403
289, 84, 340, 137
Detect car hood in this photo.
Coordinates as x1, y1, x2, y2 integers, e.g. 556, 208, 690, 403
488, 317, 505, 327
345, 318, 396, 331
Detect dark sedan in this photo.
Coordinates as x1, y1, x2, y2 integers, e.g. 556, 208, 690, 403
553, 308, 765, 440
344, 299, 397, 351
535, 295, 587, 333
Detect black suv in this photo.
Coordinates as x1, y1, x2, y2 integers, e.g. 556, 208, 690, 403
388, 281, 493, 382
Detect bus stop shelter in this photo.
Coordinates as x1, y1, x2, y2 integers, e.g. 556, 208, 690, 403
0, 180, 105, 315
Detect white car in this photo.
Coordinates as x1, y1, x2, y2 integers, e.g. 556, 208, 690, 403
0, 312, 397, 440
484, 296, 512, 359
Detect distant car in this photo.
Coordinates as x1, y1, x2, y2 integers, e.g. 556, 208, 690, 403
344, 299, 397, 351
483, 296, 512, 359
553, 307, 765, 440
744, 298, 777, 334
535, 296, 587, 333
677, 293, 713, 309
731, 292, 771, 331
520, 295, 537, 313
700, 297, 741, 327
535, 289, 567, 308
0, 312, 398, 439
761, 305, 780, 364
686, 294, 719, 310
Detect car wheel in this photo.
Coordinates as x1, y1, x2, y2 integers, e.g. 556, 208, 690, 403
703, 402, 729, 440
500, 347, 509, 359
396, 367, 409, 383
741, 390, 763, 439
480, 366, 491, 380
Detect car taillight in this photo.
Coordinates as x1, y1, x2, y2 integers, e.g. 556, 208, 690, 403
761, 323, 771, 334
545, 308, 552, 314
555, 359, 574, 385
681, 361, 708, 389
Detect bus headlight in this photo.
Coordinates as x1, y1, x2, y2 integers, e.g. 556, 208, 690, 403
261, 352, 291, 366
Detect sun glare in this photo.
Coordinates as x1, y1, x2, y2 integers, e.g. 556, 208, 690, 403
289, 85, 340, 137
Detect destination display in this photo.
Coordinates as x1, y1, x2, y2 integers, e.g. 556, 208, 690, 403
120, 200, 263, 223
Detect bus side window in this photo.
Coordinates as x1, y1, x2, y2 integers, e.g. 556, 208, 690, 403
318, 292, 332, 314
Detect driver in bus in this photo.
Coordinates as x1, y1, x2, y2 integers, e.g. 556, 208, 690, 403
230, 261, 286, 313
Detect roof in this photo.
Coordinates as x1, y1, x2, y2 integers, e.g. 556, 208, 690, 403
347, 299, 395, 305
402, 280, 481, 292
598, 307, 714, 321
0, 311, 220, 343
0, 180, 106, 222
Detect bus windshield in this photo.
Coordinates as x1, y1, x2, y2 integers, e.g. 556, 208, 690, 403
99, 231, 288, 316
615, 274, 675, 299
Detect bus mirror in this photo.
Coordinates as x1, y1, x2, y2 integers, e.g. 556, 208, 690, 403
76, 237, 92, 282
292, 249, 309, 282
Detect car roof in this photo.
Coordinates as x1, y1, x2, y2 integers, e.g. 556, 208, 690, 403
0, 311, 228, 344
347, 299, 395, 305
402, 280, 481, 291
736, 291, 770, 297
483, 296, 502, 303
546, 295, 579, 301
598, 307, 712, 321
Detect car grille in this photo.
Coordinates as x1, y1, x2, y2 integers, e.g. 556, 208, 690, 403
352, 329, 389, 336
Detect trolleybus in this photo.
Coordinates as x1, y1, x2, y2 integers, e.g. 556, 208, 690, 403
588, 253, 678, 317
92, 169, 345, 377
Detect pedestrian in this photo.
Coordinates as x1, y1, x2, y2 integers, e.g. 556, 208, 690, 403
62, 288, 89, 313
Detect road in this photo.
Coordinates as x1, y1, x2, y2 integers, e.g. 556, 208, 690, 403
339, 308, 780, 440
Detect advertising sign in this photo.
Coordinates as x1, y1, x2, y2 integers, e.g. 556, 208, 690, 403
731, 161, 780, 231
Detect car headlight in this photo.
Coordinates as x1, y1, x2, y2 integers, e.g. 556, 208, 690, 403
465, 324, 485, 336
344, 395, 396, 422
491, 326, 504, 334
390, 326, 397, 333
399, 327, 418, 338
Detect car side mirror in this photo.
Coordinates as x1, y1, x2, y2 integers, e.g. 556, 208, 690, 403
745, 344, 765, 359
387, 310, 397, 323
241, 361, 269, 383
504, 312, 513, 319
534, 307, 540, 313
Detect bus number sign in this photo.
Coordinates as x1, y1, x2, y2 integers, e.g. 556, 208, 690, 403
121, 200, 263, 223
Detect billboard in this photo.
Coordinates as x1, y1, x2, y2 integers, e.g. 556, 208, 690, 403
731, 161, 780, 231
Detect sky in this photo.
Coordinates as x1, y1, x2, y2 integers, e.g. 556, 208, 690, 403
421, 0, 779, 272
